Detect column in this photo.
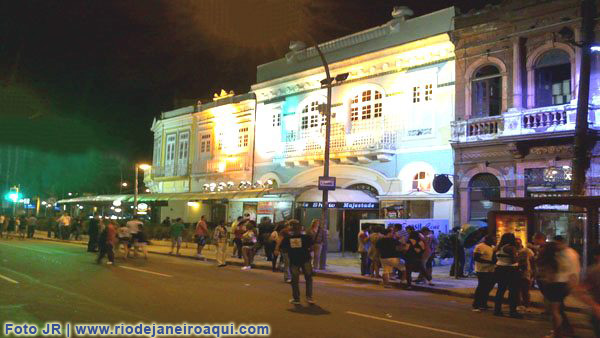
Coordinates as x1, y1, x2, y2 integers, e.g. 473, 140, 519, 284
512, 37, 524, 109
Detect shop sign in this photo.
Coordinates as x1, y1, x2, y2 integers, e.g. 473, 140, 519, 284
318, 176, 336, 191
257, 202, 275, 214
299, 202, 379, 209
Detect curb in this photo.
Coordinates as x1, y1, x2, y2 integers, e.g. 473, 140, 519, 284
30, 236, 585, 314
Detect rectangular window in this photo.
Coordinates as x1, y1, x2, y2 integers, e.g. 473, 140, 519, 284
413, 86, 420, 103
200, 134, 211, 153
361, 105, 371, 120
178, 132, 189, 161
362, 90, 371, 102
425, 84, 433, 101
238, 127, 249, 148
301, 116, 308, 129
374, 91, 382, 100
374, 102, 382, 118
350, 107, 359, 121
310, 115, 319, 128
272, 113, 281, 127
153, 136, 162, 166
217, 132, 223, 150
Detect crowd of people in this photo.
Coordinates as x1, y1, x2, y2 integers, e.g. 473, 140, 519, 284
88, 213, 150, 264
358, 223, 437, 289
470, 231, 600, 337
0, 214, 39, 239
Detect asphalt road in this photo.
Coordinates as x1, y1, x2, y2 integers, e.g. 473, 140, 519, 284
0, 239, 594, 338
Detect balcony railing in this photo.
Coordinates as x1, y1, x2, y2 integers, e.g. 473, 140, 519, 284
191, 157, 250, 175
147, 164, 188, 178
281, 119, 397, 161
452, 103, 599, 143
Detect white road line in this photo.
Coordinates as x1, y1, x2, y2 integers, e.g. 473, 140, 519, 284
119, 266, 173, 278
0, 273, 19, 284
346, 311, 481, 338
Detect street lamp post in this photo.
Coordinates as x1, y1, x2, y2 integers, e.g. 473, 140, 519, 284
313, 44, 333, 263
134, 164, 151, 215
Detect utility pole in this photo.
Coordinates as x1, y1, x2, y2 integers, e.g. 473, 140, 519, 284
571, 0, 595, 196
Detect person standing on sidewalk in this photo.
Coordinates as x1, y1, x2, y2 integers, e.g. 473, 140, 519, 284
97, 220, 116, 265
377, 228, 406, 288
231, 216, 243, 258
57, 212, 71, 240
472, 234, 496, 312
87, 213, 100, 252
277, 219, 314, 305
241, 221, 257, 270
310, 219, 326, 271
169, 218, 185, 256
26, 215, 37, 238
405, 230, 433, 287
358, 224, 371, 276
516, 237, 534, 312
194, 215, 209, 260
213, 221, 228, 267
276, 221, 293, 282
493, 233, 522, 318
368, 225, 383, 278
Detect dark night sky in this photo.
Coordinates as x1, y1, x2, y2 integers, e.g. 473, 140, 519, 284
0, 0, 494, 163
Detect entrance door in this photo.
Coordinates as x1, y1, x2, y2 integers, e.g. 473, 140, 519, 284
343, 210, 378, 252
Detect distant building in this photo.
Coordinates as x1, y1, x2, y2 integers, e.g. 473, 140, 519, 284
450, 0, 600, 232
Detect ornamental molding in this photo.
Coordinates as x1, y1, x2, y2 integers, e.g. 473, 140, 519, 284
529, 145, 572, 155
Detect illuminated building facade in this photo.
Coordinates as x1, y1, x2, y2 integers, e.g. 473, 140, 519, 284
451, 0, 600, 233
252, 7, 457, 250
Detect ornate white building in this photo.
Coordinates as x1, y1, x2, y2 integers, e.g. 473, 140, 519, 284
251, 7, 457, 250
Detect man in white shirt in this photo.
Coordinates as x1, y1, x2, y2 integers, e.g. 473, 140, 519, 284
57, 213, 72, 240
472, 234, 496, 311
126, 217, 143, 257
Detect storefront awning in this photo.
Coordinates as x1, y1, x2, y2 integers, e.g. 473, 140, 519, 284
58, 188, 308, 205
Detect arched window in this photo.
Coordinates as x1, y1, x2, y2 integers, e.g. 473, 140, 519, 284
300, 100, 324, 130
469, 173, 500, 221
350, 89, 383, 122
535, 49, 571, 107
412, 171, 432, 191
471, 65, 501, 118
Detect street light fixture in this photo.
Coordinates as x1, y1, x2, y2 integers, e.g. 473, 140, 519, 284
134, 163, 151, 215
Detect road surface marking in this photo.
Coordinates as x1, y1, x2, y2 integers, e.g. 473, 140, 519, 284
346, 311, 481, 338
0, 273, 19, 284
119, 266, 173, 277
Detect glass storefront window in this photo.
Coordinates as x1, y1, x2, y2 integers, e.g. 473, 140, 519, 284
535, 211, 586, 257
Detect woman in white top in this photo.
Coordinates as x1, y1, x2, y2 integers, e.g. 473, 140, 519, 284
493, 233, 522, 318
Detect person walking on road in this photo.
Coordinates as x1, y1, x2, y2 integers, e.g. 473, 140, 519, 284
213, 221, 228, 267
277, 219, 315, 305
194, 215, 209, 260
0, 214, 5, 239
472, 234, 496, 311
116, 222, 131, 258
574, 246, 600, 337
97, 220, 116, 265
126, 216, 143, 257
87, 213, 100, 252
538, 237, 580, 337
493, 233, 522, 318
169, 218, 185, 256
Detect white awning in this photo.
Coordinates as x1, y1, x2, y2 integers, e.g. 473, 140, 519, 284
296, 188, 377, 203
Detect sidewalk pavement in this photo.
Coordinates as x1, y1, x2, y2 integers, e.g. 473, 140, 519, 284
30, 231, 588, 313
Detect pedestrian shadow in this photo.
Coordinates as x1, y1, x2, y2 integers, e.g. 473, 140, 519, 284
287, 304, 330, 316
